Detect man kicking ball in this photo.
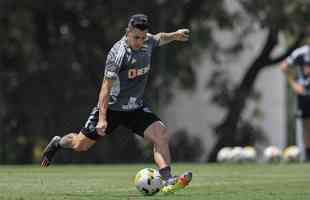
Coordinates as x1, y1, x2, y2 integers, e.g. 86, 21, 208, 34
41, 13, 192, 193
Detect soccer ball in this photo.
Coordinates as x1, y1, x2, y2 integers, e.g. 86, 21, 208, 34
134, 168, 163, 196
263, 146, 282, 163
230, 146, 243, 163
241, 146, 257, 162
217, 147, 233, 163
283, 146, 301, 162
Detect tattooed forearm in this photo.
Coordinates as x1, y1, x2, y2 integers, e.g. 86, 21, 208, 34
155, 32, 177, 46
154, 29, 190, 46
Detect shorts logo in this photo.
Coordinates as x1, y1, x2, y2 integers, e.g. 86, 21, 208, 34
143, 107, 152, 113
128, 65, 150, 79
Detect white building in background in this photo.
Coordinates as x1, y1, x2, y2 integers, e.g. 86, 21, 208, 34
161, 28, 287, 159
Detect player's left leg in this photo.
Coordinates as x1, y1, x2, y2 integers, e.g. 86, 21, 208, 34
144, 122, 170, 165
143, 122, 192, 194
144, 121, 172, 174
126, 107, 192, 193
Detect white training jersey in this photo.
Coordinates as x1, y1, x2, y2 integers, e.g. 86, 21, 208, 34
286, 45, 310, 94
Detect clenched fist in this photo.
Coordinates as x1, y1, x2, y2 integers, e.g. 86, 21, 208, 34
96, 119, 108, 136
174, 29, 190, 41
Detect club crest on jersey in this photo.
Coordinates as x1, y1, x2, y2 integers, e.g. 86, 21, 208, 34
128, 65, 150, 79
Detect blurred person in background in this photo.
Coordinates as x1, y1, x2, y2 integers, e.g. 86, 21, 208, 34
41, 13, 192, 193
280, 27, 310, 161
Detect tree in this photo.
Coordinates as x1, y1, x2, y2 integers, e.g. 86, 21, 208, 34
207, 0, 310, 161
3, 0, 307, 163
0, 0, 233, 163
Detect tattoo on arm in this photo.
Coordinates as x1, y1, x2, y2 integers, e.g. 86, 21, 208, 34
98, 79, 113, 119
155, 32, 176, 46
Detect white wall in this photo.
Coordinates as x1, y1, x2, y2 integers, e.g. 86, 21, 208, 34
161, 29, 286, 159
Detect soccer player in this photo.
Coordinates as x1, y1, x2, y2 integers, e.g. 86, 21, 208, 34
280, 28, 310, 161
41, 14, 192, 193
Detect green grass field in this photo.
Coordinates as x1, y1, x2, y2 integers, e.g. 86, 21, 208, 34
0, 163, 310, 200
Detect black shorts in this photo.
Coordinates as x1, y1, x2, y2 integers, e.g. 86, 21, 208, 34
297, 95, 310, 118
80, 106, 163, 140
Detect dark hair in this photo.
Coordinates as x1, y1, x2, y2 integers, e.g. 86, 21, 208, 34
128, 14, 150, 31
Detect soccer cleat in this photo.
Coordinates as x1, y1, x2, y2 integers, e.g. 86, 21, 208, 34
161, 171, 192, 194
41, 136, 61, 167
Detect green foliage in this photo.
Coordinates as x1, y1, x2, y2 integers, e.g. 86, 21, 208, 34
1, 0, 309, 163
0, 0, 236, 164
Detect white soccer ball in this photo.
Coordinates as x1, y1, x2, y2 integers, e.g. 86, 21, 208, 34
134, 168, 163, 196
241, 146, 257, 162
231, 146, 243, 163
263, 146, 282, 163
283, 146, 301, 162
217, 147, 233, 163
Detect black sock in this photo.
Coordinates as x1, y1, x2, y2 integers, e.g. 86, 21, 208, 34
58, 136, 73, 149
306, 148, 310, 161
54, 137, 61, 149
159, 166, 172, 180
55, 140, 61, 149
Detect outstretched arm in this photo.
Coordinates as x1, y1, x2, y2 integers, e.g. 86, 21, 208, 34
154, 29, 190, 46
280, 60, 304, 94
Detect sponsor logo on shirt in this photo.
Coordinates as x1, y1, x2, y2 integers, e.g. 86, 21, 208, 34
128, 65, 150, 79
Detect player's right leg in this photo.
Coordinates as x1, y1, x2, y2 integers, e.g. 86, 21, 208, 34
41, 107, 102, 167
41, 132, 96, 167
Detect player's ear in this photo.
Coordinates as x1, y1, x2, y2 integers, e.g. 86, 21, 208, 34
125, 27, 130, 36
